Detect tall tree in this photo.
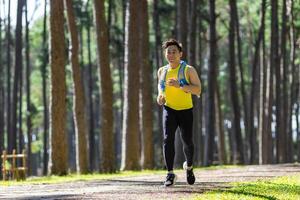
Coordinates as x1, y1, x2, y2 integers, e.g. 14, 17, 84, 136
85, 0, 95, 172
289, 0, 299, 162
94, 0, 115, 172
121, 0, 141, 170
49, 0, 68, 175
6, 0, 12, 153
153, 0, 163, 166
258, 0, 272, 164
174, 0, 188, 167
271, 0, 280, 164
204, 0, 217, 166
280, 0, 291, 162
25, 0, 32, 174
250, 0, 265, 164
215, 85, 226, 164
229, 0, 244, 164
0, 3, 4, 179
41, 0, 49, 176
139, 0, 154, 169
189, 0, 204, 166
176, 0, 188, 59
11, 0, 25, 153
233, 0, 250, 163
65, 0, 89, 174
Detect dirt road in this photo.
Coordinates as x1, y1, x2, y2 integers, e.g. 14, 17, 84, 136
1, 164, 299, 200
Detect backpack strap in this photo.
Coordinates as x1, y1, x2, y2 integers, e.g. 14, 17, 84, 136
159, 65, 168, 94
160, 61, 189, 93
178, 60, 189, 87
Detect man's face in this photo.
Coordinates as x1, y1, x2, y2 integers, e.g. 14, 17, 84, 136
165, 45, 182, 64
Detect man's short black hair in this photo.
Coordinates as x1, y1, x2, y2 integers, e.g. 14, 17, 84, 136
162, 38, 182, 52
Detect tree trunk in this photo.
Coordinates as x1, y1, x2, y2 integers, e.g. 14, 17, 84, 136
215, 84, 226, 164
138, 0, 154, 169
18, 53, 24, 154
121, 0, 141, 170
260, 1, 278, 164
229, 0, 244, 164
84, 0, 96, 172
174, 0, 188, 166
232, 0, 250, 163
65, 0, 89, 174
41, 0, 49, 176
11, 0, 25, 153
189, 0, 203, 167
280, 0, 291, 163
259, 0, 273, 164
204, 0, 217, 166
176, 0, 188, 59
289, 0, 298, 163
195, 6, 204, 165
49, 0, 68, 175
153, 0, 163, 167
94, 0, 115, 173
6, 0, 12, 153
250, 3, 265, 164
271, 0, 280, 164
25, 0, 32, 175
0, 7, 4, 179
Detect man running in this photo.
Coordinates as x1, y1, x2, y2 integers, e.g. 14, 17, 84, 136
157, 38, 201, 187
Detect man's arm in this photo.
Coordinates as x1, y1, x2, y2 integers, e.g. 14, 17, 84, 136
181, 66, 201, 96
157, 67, 166, 105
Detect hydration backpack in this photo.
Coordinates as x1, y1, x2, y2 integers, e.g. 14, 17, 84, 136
159, 60, 189, 94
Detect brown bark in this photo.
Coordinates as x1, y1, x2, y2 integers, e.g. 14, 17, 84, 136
250, 1, 265, 164
25, 0, 32, 175
0, 5, 4, 179
229, 0, 244, 164
174, 0, 188, 167
49, 0, 68, 175
215, 85, 226, 164
153, 0, 163, 166
233, 0, 250, 164
94, 0, 115, 172
83, 0, 95, 172
270, 0, 279, 164
11, 0, 25, 153
121, 0, 141, 170
41, 0, 49, 176
65, 0, 89, 174
204, 0, 217, 166
139, 0, 154, 169
6, 0, 12, 153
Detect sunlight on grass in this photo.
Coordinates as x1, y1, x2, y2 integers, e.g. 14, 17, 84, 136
0, 169, 166, 186
0, 165, 238, 186
193, 175, 300, 200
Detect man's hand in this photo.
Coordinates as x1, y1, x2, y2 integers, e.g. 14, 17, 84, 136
157, 94, 166, 105
166, 78, 180, 88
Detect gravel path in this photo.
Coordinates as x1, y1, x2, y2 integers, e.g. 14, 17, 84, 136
1, 164, 299, 200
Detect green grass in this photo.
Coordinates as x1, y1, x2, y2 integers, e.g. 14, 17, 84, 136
0, 165, 238, 186
0, 169, 166, 186
193, 175, 300, 200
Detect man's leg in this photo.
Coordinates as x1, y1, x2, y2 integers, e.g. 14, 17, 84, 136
178, 108, 194, 167
162, 106, 178, 171
178, 108, 195, 185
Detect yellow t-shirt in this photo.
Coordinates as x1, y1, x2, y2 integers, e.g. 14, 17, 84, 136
164, 64, 193, 110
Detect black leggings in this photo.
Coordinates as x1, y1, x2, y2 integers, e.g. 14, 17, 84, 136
163, 106, 194, 171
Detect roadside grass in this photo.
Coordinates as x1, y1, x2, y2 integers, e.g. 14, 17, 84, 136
0, 170, 165, 186
193, 175, 300, 200
0, 165, 237, 186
